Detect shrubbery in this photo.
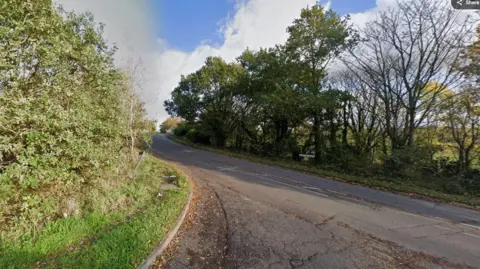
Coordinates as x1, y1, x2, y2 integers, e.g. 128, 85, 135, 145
0, 0, 155, 240
173, 123, 211, 145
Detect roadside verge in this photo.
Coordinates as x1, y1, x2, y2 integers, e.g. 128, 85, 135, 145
137, 175, 193, 269
168, 135, 480, 210
1, 154, 191, 269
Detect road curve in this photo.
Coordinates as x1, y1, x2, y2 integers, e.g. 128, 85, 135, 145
152, 134, 480, 268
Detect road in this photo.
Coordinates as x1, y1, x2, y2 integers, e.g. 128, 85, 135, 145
152, 134, 480, 268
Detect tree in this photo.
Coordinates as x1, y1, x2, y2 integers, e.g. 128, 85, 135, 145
285, 4, 355, 164
160, 117, 182, 133
332, 71, 382, 158
0, 0, 155, 235
345, 0, 474, 150
235, 47, 306, 156
441, 89, 480, 171
165, 57, 242, 147
442, 24, 480, 171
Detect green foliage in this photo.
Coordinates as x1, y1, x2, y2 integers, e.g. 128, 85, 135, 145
165, 57, 242, 147
0, 0, 158, 241
0, 155, 189, 268
185, 128, 211, 145
171, 136, 480, 207
165, 2, 480, 201
159, 117, 182, 133
173, 122, 191, 137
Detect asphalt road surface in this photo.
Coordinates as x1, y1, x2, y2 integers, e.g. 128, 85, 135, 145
152, 134, 480, 268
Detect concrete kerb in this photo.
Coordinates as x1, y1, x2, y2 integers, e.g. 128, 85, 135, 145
137, 176, 194, 269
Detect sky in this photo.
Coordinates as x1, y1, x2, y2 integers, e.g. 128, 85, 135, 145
52, 0, 445, 123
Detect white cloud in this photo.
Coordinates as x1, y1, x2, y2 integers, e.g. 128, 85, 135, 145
154, 0, 320, 121
54, 0, 161, 119
53, 0, 476, 123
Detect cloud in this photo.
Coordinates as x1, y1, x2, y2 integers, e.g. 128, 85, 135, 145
52, 0, 367, 123
154, 0, 321, 121
54, 0, 161, 118
54, 0, 476, 124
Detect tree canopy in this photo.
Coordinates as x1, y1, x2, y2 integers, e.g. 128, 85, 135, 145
166, 0, 480, 197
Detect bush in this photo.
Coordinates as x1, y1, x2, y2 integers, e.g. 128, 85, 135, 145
185, 129, 211, 145
173, 122, 190, 137
382, 146, 439, 179
0, 0, 155, 240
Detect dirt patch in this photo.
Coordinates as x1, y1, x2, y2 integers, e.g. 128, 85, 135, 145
151, 177, 228, 269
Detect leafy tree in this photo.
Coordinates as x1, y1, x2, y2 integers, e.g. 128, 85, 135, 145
285, 5, 355, 164
235, 47, 306, 156
164, 2, 480, 197
0, 0, 154, 238
160, 117, 182, 133
165, 57, 242, 147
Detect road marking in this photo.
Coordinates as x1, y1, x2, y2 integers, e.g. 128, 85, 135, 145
303, 186, 322, 191
461, 223, 480, 230
228, 170, 480, 232
464, 232, 480, 239
434, 225, 455, 231
399, 211, 423, 218
433, 216, 449, 222
324, 189, 347, 196
217, 166, 237, 171
235, 170, 329, 198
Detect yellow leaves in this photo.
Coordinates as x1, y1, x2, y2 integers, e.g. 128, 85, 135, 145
422, 81, 454, 100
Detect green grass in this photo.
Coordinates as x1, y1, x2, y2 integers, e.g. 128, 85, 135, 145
169, 136, 480, 209
0, 154, 189, 269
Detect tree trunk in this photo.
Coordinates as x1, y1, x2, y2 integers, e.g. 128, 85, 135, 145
458, 147, 465, 172
342, 103, 348, 146
314, 111, 323, 165
329, 109, 337, 149
465, 146, 473, 171
407, 107, 416, 147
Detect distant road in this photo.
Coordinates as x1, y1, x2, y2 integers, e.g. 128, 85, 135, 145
153, 134, 480, 268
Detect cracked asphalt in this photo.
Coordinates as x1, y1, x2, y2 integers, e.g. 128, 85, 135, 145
152, 135, 480, 268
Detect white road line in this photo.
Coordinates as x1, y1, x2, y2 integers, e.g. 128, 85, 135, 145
464, 232, 480, 239
266, 175, 319, 188
235, 170, 329, 198
230, 170, 480, 232
433, 216, 449, 222
399, 211, 423, 218
217, 166, 237, 171
461, 223, 480, 230
303, 186, 322, 191
324, 189, 347, 196
434, 225, 455, 231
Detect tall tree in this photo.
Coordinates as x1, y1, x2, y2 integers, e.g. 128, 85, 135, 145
441, 89, 480, 171
235, 47, 306, 156
332, 71, 382, 158
345, 0, 473, 150
165, 57, 241, 147
285, 4, 355, 164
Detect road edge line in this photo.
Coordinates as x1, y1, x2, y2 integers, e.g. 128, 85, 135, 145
137, 176, 194, 269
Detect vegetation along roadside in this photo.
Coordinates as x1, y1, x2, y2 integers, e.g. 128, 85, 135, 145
169, 135, 479, 209
0, 1, 189, 268
163, 0, 480, 210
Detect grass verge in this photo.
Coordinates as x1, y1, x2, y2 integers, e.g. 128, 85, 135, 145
0, 154, 189, 269
169, 136, 480, 209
